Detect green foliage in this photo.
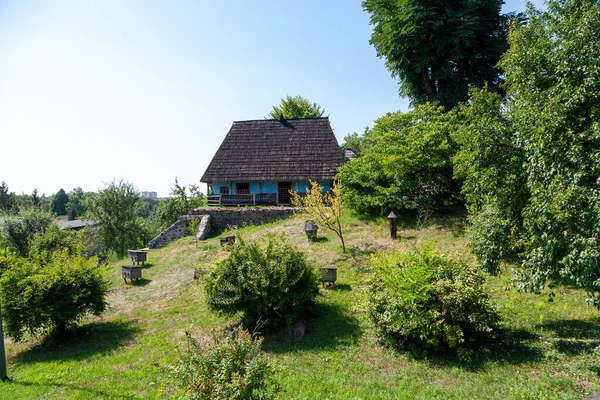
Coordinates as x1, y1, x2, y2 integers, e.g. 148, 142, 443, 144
0, 207, 54, 256
291, 180, 346, 252
27, 224, 86, 265
153, 178, 206, 231
51, 188, 69, 216
0, 181, 15, 212
268, 95, 326, 119
366, 245, 500, 352
340, 127, 372, 158
363, 0, 516, 109
451, 88, 528, 274
65, 187, 90, 221
87, 180, 145, 258
0, 250, 108, 341
205, 234, 319, 329
167, 327, 276, 400
337, 103, 460, 217
455, 1, 600, 308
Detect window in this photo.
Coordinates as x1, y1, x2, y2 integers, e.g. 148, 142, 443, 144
236, 182, 250, 194
220, 186, 229, 195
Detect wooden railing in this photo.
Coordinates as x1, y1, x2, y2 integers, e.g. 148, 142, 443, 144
207, 193, 278, 206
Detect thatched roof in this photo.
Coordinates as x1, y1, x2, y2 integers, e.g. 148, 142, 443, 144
201, 117, 345, 183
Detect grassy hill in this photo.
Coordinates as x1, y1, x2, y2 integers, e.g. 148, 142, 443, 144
1, 211, 599, 399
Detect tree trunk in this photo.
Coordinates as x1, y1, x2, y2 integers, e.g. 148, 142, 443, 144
421, 67, 437, 103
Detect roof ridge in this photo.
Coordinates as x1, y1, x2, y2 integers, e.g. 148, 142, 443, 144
233, 117, 329, 124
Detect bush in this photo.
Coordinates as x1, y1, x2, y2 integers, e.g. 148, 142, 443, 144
167, 327, 276, 400
205, 234, 319, 330
0, 250, 108, 341
28, 224, 87, 264
366, 245, 500, 352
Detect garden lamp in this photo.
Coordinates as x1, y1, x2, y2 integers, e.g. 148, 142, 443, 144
388, 212, 398, 239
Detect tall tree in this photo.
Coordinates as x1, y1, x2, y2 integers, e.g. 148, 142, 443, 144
363, 0, 517, 110
268, 95, 326, 119
65, 187, 87, 221
50, 188, 69, 216
0, 182, 15, 212
31, 189, 40, 207
454, 0, 600, 308
337, 103, 460, 217
87, 180, 144, 258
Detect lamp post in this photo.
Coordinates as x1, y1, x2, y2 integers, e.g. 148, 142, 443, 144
388, 212, 398, 239
0, 302, 7, 381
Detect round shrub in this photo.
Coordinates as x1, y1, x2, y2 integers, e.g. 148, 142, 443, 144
366, 245, 500, 352
0, 250, 108, 341
167, 327, 276, 400
205, 233, 319, 330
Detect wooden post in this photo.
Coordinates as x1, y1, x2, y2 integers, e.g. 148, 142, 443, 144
0, 302, 8, 381
388, 211, 398, 240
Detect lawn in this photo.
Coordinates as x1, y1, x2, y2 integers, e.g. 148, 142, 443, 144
1, 211, 599, 399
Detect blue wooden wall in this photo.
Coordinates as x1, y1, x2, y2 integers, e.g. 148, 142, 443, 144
211, 180, 332, 194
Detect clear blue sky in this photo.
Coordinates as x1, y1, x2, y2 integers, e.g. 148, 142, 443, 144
0, 0, 543, 197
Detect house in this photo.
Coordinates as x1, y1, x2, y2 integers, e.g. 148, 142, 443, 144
201, 117, 345, 206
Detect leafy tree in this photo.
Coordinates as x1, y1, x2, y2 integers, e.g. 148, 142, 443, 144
455, 1, 600, 308
87, 180, 144, 258
337, 103, 460, 217
451, 88, 528, 273
153, 178, 207, 230
50, 188, 69, 216
291, 180, 347, 253
268, 95, 326, 119
341, 127, 373, 158
65, 187, 87, 221
0, 182, 15, 212
0, 207, 54, 256
363, 0, 518, 109
31, 189, 40, 207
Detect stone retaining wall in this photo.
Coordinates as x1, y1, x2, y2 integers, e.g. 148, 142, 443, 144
148, 215, 204, 249
148, 208, 296, 248
190, 207, 297, 231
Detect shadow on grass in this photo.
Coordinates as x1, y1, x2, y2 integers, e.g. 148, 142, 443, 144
14, 320, 140, 364
537, 319, 600, 356
330, 283, 352, 292
406, 327, 543, 371
131, 278, 152, 287
1, 379, 137, 399
309, 236, 329, 243
262, 301, 362, 354
347, 246, 377, 259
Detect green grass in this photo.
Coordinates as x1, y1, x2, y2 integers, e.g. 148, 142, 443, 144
1, 212, 599, 399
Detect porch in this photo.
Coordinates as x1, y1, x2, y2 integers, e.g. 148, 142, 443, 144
207, 192, 306, 206
207, 193, 277, 206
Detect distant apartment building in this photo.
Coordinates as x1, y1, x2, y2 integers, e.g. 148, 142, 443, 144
141, 191, 158, 199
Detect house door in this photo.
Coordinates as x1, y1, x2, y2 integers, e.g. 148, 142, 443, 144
277, 182, 292, 204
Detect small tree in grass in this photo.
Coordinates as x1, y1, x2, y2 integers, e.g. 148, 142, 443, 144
291, 180, 346, 253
